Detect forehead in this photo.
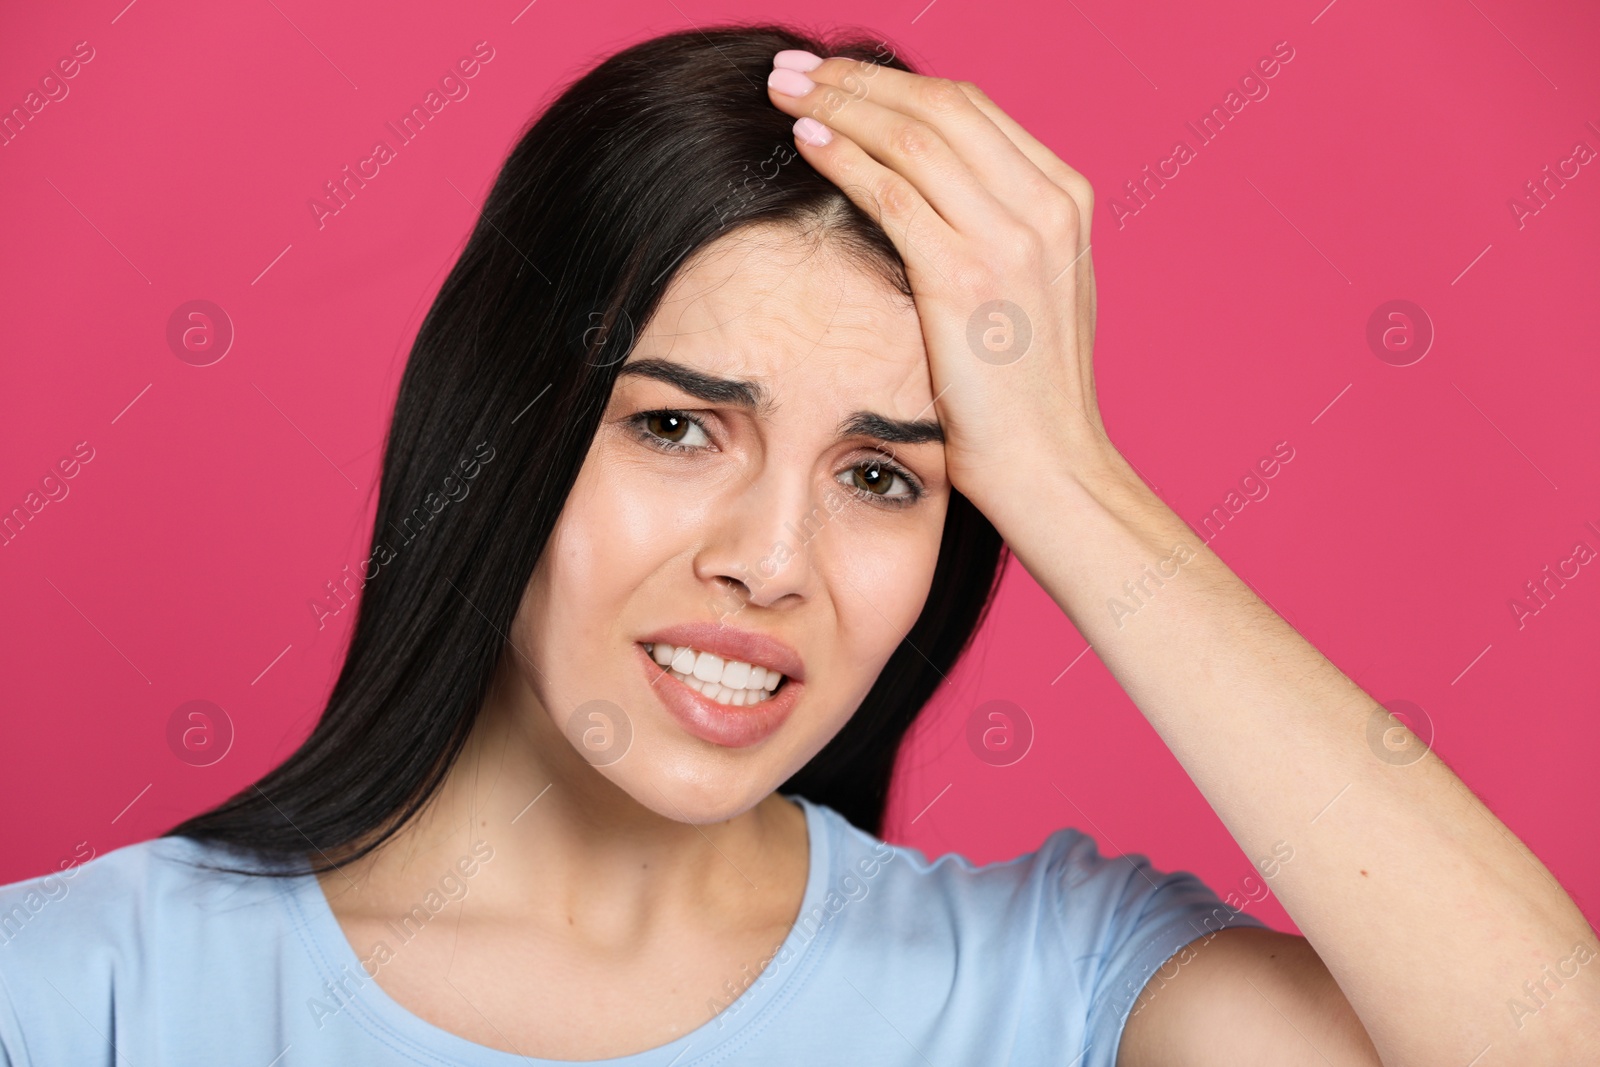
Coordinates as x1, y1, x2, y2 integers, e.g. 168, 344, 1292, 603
633, 224, 930, 408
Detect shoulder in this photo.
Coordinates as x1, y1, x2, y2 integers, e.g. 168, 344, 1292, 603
3, 836, 194, 953
0, 835, 288, 953
799, 799, 1266, 1066
812, 798, 1245, 941
0, 836, 298, 1064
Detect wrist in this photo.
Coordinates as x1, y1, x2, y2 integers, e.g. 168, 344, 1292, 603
967, 438, 1188, 567
959, 432, 1133, 523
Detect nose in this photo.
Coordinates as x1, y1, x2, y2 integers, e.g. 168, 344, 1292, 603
694, 464, 826, 620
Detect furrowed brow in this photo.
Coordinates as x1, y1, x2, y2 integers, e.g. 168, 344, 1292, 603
617, 358, 769, 409
839, 411, 944, 446
618, 358, 943, 445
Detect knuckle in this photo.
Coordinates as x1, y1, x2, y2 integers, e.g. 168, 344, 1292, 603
949, 256, 997, 296
1000, 225, 1045, 267
891, 119, 940, 160
876, 174, 920, 219
916, 77, 968, 116
1044, 190, 1081, 235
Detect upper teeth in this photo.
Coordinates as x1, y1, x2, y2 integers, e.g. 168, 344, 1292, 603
645, 643, 784, 707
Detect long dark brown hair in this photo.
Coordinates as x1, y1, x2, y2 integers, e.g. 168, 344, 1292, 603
165, 23, 1008, 875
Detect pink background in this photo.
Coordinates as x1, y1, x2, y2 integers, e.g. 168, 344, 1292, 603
2, 0, 1596, 935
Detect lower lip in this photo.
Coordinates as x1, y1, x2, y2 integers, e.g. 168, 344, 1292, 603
636, 643, 801, 748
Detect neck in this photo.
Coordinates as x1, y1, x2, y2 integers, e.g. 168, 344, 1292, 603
316, 649, 808, 947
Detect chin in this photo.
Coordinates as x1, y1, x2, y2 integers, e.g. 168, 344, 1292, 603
601, 754, 782, 827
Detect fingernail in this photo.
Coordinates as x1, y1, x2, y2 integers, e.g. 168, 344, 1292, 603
767, 67, 815, 97
773, 49, 824, 72
793, 117, 832, 146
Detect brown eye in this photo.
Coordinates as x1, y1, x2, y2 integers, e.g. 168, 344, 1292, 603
853, 461, 891, 495
839, 457, 918, 505
647, 412, 691, 443
855, 460, 918, 500
635, 410, 711, 450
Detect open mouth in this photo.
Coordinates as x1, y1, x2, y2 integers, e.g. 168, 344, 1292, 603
643, 642, 790, 708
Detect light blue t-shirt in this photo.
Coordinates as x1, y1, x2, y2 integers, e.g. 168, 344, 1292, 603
0, 794, 1263, 1066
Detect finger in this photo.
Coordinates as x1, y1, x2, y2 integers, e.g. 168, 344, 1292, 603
794, 57, 1069, 236
953, 80, 1095, 244
943, 80, 1095, 289
766, 69, 1004, 236
779, 116, 957, 284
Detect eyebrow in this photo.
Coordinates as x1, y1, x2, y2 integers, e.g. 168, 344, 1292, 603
617, 357, 944, 445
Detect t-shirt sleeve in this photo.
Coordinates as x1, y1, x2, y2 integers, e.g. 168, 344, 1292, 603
1043, 828, 1270, 1067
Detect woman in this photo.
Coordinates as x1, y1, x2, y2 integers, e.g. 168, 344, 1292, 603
1, 23, 1594, 1067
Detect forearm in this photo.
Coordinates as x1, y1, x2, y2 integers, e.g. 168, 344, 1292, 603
988, 449, 1600, 1064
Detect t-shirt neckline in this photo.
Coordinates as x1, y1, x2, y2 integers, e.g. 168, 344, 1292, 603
280, 793, 834, 1066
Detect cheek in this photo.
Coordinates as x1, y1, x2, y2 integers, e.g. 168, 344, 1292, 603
546, 456, 679, 599
516, 453, 687, 662
827, 510, 944, 676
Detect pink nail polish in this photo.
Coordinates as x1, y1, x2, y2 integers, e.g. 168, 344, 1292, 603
773, 49, 824, 72
767, 67, 815, 97
793, 117, 832, 146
